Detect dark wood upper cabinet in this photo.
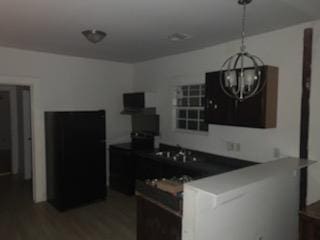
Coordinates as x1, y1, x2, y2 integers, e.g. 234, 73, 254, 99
205, 66, 278, 128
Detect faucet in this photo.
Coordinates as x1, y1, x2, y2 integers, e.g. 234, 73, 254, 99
176, 144, 186, 156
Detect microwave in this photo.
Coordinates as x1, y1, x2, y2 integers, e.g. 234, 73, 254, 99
123, 92, 144, 110
122, 92, 156, 114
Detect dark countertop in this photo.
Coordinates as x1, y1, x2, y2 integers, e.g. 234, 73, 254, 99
109, 142, 136, 151
110, 142, 257, 178
138, 151, 236, 177
110, 142, 155, 153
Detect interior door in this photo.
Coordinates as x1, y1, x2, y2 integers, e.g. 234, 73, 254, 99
0, 91, 11, 174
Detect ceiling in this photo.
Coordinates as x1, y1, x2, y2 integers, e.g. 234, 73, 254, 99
0, 0, 320, 63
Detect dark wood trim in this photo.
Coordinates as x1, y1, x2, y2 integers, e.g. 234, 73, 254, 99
263, 66, 279, 128
299, 28, 313, 210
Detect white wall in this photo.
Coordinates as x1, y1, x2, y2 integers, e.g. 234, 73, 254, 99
0, 47, 134, 202
183, 172, 300, 240
0, 91, 11, 150
134, 21, 320, 204
0, 20, 319, 205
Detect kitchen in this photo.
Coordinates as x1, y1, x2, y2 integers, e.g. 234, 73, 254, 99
107, 70, 313, 239
0, 0, 319, 240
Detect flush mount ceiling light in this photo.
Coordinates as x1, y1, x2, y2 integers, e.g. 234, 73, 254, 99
82, 29, 107, 44
220, 0, 264, 101
168, 33, 192, 42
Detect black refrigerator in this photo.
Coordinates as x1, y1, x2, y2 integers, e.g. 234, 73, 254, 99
45, 110, 106, 211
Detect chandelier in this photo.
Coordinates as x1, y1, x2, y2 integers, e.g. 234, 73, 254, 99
220, 0, 264, 101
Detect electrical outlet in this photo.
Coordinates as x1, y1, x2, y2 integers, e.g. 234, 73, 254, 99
226, 142, 234, 151
273, 148, 280, 158
234, 143, 241, 152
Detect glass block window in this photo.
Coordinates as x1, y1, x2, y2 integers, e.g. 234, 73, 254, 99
175, 84, 208, 132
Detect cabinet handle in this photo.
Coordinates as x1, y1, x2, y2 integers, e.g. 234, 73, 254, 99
207, 99, 213, 108
207, 99, 218, 110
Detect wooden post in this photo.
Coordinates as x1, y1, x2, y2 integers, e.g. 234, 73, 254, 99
299, 28, 313, 210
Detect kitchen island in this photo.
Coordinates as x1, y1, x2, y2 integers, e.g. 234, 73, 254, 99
183, 157, 315, 240
130, 143, 257, 240
110, 143, 315, 240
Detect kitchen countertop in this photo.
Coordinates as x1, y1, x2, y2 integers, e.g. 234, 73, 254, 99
185, 157, 315, 205
109, 142, 156, 154
110, 142, 257, 178
140, 151, 236, 177
109, 142, 140, 151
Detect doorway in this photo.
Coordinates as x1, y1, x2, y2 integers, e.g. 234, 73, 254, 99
0, 85, 32, 180
0, 91, 11, 175
18, 86, 33, 179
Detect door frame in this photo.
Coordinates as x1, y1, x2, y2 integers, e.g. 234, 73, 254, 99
0, 76, 37, 202
22, 89, 32, 180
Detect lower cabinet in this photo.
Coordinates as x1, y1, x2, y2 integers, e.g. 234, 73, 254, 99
109, 146, 136, 195
137, 196, 181, 240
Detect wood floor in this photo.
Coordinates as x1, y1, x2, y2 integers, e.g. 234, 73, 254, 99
0, 175, 136, 240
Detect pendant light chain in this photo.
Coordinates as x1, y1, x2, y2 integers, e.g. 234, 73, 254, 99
241, 2, 247, 53
239, 2, 247, 100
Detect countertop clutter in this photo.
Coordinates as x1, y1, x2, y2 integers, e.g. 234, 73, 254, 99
135, 175, 194, 216
109, 142, 257, 196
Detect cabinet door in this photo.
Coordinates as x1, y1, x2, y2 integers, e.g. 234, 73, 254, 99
233, 66, 278, 128
137, 196, 181, 240
205, 66, 278, 128
232, 68, 266, 128
205, 71, 234, 125
109, 147, 135, 195
233, 94, 264, 128
299, 216, 320, 240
